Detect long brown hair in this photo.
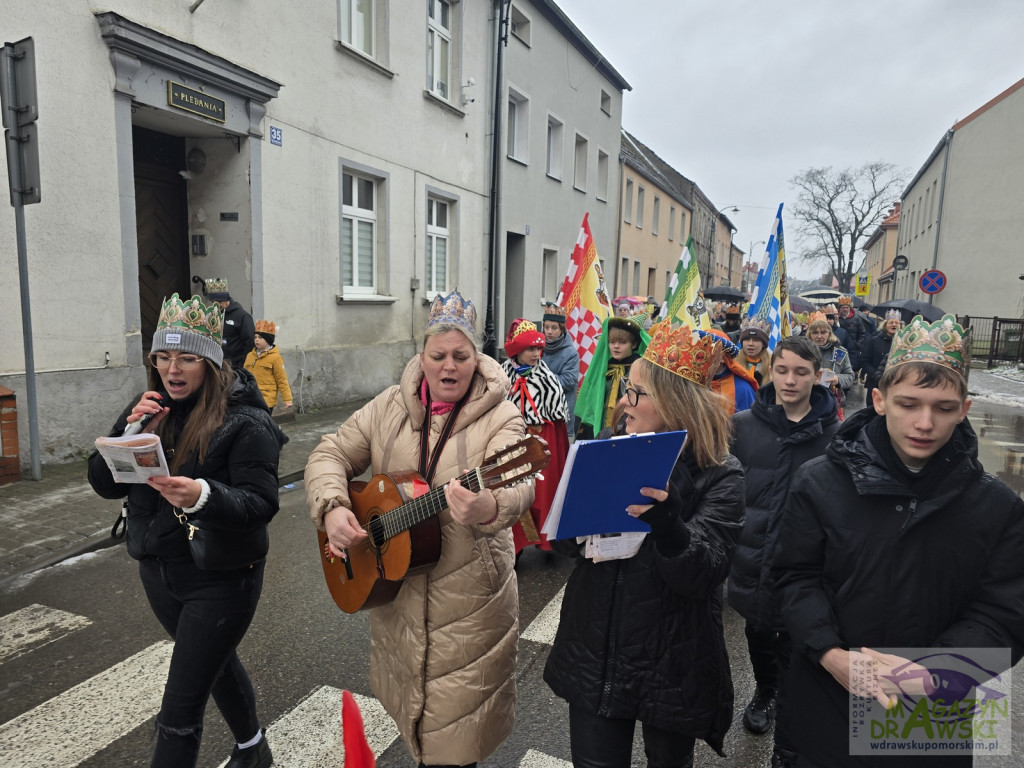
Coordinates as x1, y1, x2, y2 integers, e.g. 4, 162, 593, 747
149, 360, 234, 473
632, 358, 732, 470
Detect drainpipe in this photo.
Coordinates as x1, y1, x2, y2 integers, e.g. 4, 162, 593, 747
483, 0, 511, 359
928, 128, 954, 306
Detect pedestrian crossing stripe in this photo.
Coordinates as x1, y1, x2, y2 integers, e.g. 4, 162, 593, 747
0, 640, 173, 767
0, 603, 575, 767
0, 602, 92, 664
521, 585, 563, 646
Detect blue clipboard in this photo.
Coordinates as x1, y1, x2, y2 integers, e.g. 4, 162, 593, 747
541, 430, 687, 539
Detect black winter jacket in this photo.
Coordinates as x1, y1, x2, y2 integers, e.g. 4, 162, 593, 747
837, 311, 866, 367
222, 301, 256, 370
727, 384, 839, 630
88, 369, 287, 564
772, 408, 1024, 767
544, 449, 745, 755
861, 328, 894, 385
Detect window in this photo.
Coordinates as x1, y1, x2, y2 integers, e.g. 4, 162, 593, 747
342, 171, 379, 293
542, 248, 558, 299
573, 133, 588, 191
509, 4, 531, 45
339, 0, 374, 55
546, 114, 563, 178
652, 196, 660, 235
647, 268, 656, 297
669, 206, 676, 241
600, 88, 611, 115
507, 87, 529, 162
427, 0, 451, 99
426, 197, 450, 294
620, 257, 629, 295
636, 186, 645, 229
632, 260, 640, 294
596, 149, 609, 201
624, 179, 633, 224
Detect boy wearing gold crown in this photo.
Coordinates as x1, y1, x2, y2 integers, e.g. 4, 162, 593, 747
772, 315, 1024, 767
244, 320, 293, 411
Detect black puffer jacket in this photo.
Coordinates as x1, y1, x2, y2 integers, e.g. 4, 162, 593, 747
861, 328, 894, 387
772, 408, 1024, 767
544, 449, 745, 755
88, 369, 287, 562
727, 383, 839, 630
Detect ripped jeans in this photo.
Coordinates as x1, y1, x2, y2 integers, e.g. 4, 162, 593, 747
139, 557, 265, 768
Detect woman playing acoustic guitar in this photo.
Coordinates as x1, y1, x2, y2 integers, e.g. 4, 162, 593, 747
305, 290, 533, 768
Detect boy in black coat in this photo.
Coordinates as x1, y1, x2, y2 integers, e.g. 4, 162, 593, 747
773, 315, 1024, 767
728, 336, 840, 761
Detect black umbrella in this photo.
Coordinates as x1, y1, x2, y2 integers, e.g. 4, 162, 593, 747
788, 295, 816, 314
872, 298, 946, 323
702, 285, 745, 302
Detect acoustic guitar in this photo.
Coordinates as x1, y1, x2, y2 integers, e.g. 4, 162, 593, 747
318, 435, 550, 613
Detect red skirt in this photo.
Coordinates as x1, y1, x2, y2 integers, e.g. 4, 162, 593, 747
512, 420, 569, 553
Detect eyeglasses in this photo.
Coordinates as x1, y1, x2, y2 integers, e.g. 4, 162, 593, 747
149, 353, 203, 370
622, 379, 648, 407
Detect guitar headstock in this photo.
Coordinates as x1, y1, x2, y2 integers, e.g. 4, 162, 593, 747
479, 435, 551, 491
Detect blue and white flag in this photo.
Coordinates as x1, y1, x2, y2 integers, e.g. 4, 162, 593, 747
746, 235, 783, 353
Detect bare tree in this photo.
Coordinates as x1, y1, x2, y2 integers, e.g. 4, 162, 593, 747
789, 162, 906, 292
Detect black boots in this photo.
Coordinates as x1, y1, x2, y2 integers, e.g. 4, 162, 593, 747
742, 685, 777, 734
226, 730, 273, 768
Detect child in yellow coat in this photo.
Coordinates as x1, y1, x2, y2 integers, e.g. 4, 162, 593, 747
244, 320, 293, 410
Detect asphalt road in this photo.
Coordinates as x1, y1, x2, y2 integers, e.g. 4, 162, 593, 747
3, 386, 1023, 767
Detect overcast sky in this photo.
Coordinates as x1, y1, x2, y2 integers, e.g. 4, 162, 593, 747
554, 0, 1024, 280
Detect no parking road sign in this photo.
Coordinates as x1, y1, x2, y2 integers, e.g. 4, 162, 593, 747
919, 269, 947, 294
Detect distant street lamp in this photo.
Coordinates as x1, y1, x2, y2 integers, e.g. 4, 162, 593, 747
744, 240, 765, 294
712, 206, 740, 287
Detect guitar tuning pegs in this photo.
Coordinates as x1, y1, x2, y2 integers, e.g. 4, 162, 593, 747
535, 473, 544, 482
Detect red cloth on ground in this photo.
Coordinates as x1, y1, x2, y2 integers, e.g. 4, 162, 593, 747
512, 421, 568, 553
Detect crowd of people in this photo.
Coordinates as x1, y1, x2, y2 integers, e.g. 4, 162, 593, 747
88, 284, 1024, 768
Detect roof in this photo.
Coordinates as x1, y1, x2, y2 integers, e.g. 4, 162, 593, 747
620, 129, 694, 210
863, 203, 901, 249
531, 1, 631, 92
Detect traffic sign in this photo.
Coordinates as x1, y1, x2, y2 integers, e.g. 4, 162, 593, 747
919, 269, 947, 294
892, 254, 908, 270
854, 274, 871, 297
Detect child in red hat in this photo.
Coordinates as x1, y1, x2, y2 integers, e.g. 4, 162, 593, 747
502, 318, 569, 555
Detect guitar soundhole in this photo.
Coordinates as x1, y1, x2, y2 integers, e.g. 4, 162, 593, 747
367, 515, 388, 551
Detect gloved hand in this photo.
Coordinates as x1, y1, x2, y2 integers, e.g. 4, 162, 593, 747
638, 482, 690, 557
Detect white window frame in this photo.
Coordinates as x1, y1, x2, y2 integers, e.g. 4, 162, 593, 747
427, 0, 452, 100
573, 132, 588, 192
342, 170, 379, 295
339, 0, 375, 56
600, 88, 612, 116
546, 113, 563, 179
624, 179, 633, 224
425, 197, 451, 295
542, 247, 559, 299
669, 205, 676, 241
507, 85, 529, 162
509, 3, 531, 46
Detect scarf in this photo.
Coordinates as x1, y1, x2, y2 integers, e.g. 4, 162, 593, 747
419, 378, 457, 415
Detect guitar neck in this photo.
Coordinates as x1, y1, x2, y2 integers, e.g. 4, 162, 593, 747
377, 468, 483, 540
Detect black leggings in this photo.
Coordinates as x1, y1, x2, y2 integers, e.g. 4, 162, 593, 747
140, 557, 265, 768
568, 705, 695, 768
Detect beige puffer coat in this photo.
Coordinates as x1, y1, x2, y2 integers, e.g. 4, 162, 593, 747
306, 353, 533, 765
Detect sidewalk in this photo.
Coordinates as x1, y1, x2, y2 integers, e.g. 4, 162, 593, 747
0, 401, 366, 587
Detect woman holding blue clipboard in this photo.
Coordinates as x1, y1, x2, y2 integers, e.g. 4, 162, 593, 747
544, 317, 745, 768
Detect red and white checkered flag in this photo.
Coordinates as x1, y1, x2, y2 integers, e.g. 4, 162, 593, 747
556, 213, 611, 385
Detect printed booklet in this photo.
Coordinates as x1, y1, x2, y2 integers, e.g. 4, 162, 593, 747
94, 433, 170, 483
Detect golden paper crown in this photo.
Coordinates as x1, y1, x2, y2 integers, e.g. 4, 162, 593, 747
254, 319, 277, 335
427, 290, 477, 336
887, 314, 969, 374
824, 304, 838, 315
204, 277, 230, 299
808, 310, 828, 325
642, 318, 724, 388
543, 304, 567, 322
837, 295, 852, 306
156, 293, 223, 342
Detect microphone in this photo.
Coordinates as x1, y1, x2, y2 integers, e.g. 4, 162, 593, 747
122, 394, 165, 436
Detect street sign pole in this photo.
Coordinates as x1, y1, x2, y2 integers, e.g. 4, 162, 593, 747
2, 38, 42, 479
